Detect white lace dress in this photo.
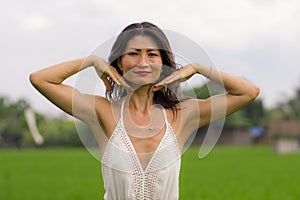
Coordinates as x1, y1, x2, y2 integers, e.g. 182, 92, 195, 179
101, 101, 181, 200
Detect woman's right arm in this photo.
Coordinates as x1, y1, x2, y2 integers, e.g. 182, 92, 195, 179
29, 58, 94, 122
29, 56, 115, 124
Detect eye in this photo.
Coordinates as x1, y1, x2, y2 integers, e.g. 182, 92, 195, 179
148, 53, 159, 57
127, 52, 138, 56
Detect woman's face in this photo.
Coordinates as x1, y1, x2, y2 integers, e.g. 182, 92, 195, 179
118, 35, 163, 86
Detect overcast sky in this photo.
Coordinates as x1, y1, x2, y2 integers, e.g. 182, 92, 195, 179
1, 0, 300, 116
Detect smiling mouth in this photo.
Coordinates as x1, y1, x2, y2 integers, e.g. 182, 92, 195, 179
134, 71, 151, 76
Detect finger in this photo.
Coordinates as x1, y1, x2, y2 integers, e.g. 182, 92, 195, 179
96, 67, 119, 90
153, 84, 164, 92
153, 79, 172, 92
106, 69, 121, 85
108, 68, 133, 91
154, 74, 189, 92
101, 77, 113, 91
155, 73, 180, 88
168, 80, 182, 88
153, 80, 181, 92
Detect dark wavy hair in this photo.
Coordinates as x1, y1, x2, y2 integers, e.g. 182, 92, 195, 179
107, 22, 181, 111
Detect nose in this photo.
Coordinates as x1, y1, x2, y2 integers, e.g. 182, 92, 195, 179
137, 54, 149, 67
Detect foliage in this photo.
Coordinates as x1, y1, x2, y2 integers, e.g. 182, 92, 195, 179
0, 96, 80, 147
38, 118, 82, 146
183, 82, 266, 128
225, 98, 266, 128
269, 81, 300, 120
5, 76, 300, 147
0, 97, 30, 147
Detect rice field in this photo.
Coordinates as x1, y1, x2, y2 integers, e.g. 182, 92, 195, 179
0, 145, 299, 200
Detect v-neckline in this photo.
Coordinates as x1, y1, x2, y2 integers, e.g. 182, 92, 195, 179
121, 121, 168, 173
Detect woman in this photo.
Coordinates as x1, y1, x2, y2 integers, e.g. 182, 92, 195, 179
29, 22, 259, 199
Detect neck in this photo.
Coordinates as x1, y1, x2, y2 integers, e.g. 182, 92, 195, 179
127, 84, 154, 113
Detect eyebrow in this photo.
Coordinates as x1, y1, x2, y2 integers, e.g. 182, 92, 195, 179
125, 48, 160, 52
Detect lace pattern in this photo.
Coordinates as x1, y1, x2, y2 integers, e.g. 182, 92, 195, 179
102, 101, 181, 199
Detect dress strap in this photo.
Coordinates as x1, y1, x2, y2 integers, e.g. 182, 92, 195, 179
120, 99, 126, 121
161, 107, 169, 124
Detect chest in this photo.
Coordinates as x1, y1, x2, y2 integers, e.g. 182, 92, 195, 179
103, 119, 180, 172
128, 126, 166, 154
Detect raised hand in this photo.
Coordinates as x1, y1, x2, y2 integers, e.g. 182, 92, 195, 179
153, 64, 198, 91
87, 55, 132, 91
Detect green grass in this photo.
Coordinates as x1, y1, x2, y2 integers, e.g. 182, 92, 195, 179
0, 148, 103, 200
180, 146, 300, 200
0, 146, 300, 200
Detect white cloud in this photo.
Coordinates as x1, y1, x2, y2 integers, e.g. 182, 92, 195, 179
22, 15, 51, 31
145, 0, 300, 51
0, 0, 299, 112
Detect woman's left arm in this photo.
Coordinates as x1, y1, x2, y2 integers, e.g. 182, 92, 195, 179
192, 63, 260, 127
155, 63, 260, 127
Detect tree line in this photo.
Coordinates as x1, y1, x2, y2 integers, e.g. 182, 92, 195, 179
1, 81, 299, 147
0, 97, 81, 147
